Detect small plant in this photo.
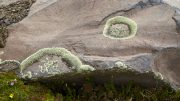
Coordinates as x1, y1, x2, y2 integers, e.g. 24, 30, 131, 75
103, 16, 137, 40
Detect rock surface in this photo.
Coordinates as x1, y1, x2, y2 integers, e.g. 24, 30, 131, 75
0, 60, 20, 72
0, 0, 20, 6
0, 0, 180, 88
152, 48, 180, 90
20, 55, 73, 79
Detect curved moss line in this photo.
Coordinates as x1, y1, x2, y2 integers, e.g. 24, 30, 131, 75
103, 16, 137, 40
20, 48, 95, 73
0, 60, 20, 65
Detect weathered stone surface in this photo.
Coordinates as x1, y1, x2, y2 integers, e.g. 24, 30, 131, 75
173, 9, 180, 34
0, 0, 180, 89
0, 0, 20, 6
1, 0, 179, 59
0, 0, 35, 48
152, 48, 180, 89
0, 60, 20, 72
163, 0, 180, 9
80, 53, 153, 72
19, 48, 95, 79
20, 55, 73, 79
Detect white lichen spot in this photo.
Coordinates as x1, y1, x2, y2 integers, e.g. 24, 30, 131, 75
0, 51, 4, 55
39, 58, 60, 75
115, 61, 128, 69
156, 72, 164, 80
22, 71, 32, 79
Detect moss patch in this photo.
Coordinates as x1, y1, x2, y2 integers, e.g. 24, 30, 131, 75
0, 72, 54, 101
103, 16, 137, 40
36, 68, 180, 101
1, 69, 180, 101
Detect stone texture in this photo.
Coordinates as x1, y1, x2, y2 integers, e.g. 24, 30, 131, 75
173, 9, 180, 34
20, 55, 73, 79
152, 48, 180, 89
0, 0, 180, 88
0, 0, 20, 6
0, 60, 20, 72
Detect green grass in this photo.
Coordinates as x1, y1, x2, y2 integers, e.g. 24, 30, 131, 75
1, 70, 180, 101
103, 16, 137, 40
0, 72, 54, 101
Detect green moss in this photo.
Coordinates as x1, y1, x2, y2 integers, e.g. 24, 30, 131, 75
1, 70, 180, 101
20, 48, 95, 74
0, 72, 54, 101
34, 68, 180, 100
103, 16, 137, 40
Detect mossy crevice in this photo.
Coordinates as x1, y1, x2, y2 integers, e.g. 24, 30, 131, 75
103, 16, 137, 40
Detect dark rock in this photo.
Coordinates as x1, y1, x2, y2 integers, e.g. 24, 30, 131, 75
173, 9, 180, 34
0, 24, 8, 48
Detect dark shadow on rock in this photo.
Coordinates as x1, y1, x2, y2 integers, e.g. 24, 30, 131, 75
32, 69, 170, 92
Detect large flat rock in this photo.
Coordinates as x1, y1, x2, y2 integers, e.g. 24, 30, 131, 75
0, 0, 179, 60
0, 0, 180, 89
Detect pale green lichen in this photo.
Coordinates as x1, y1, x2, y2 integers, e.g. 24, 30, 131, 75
20, 48, 95, 76
103, 16, 137, 40
0, 60, 20, 66
21, 71, 32, 79
115, 61, 128, 69
39, 58, 60, 75
78, 65, 95, 72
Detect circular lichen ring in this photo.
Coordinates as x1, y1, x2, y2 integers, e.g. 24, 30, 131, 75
103, 16, 137, 40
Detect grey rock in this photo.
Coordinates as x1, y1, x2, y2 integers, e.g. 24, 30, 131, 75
0, 0, 20, 6
124, 55, 153, 72
80, 54, 153, 73
173, 9, 180, 34
20, 55, 74, 79
152, 48, 180, 90
0, 60, 20, 72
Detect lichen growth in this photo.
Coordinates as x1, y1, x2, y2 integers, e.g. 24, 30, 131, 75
0, 60, 20, 66
39, 57, 60, 74
20, 48, 95, 77
115, 61, 128, 69
103, 16, 137, 40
